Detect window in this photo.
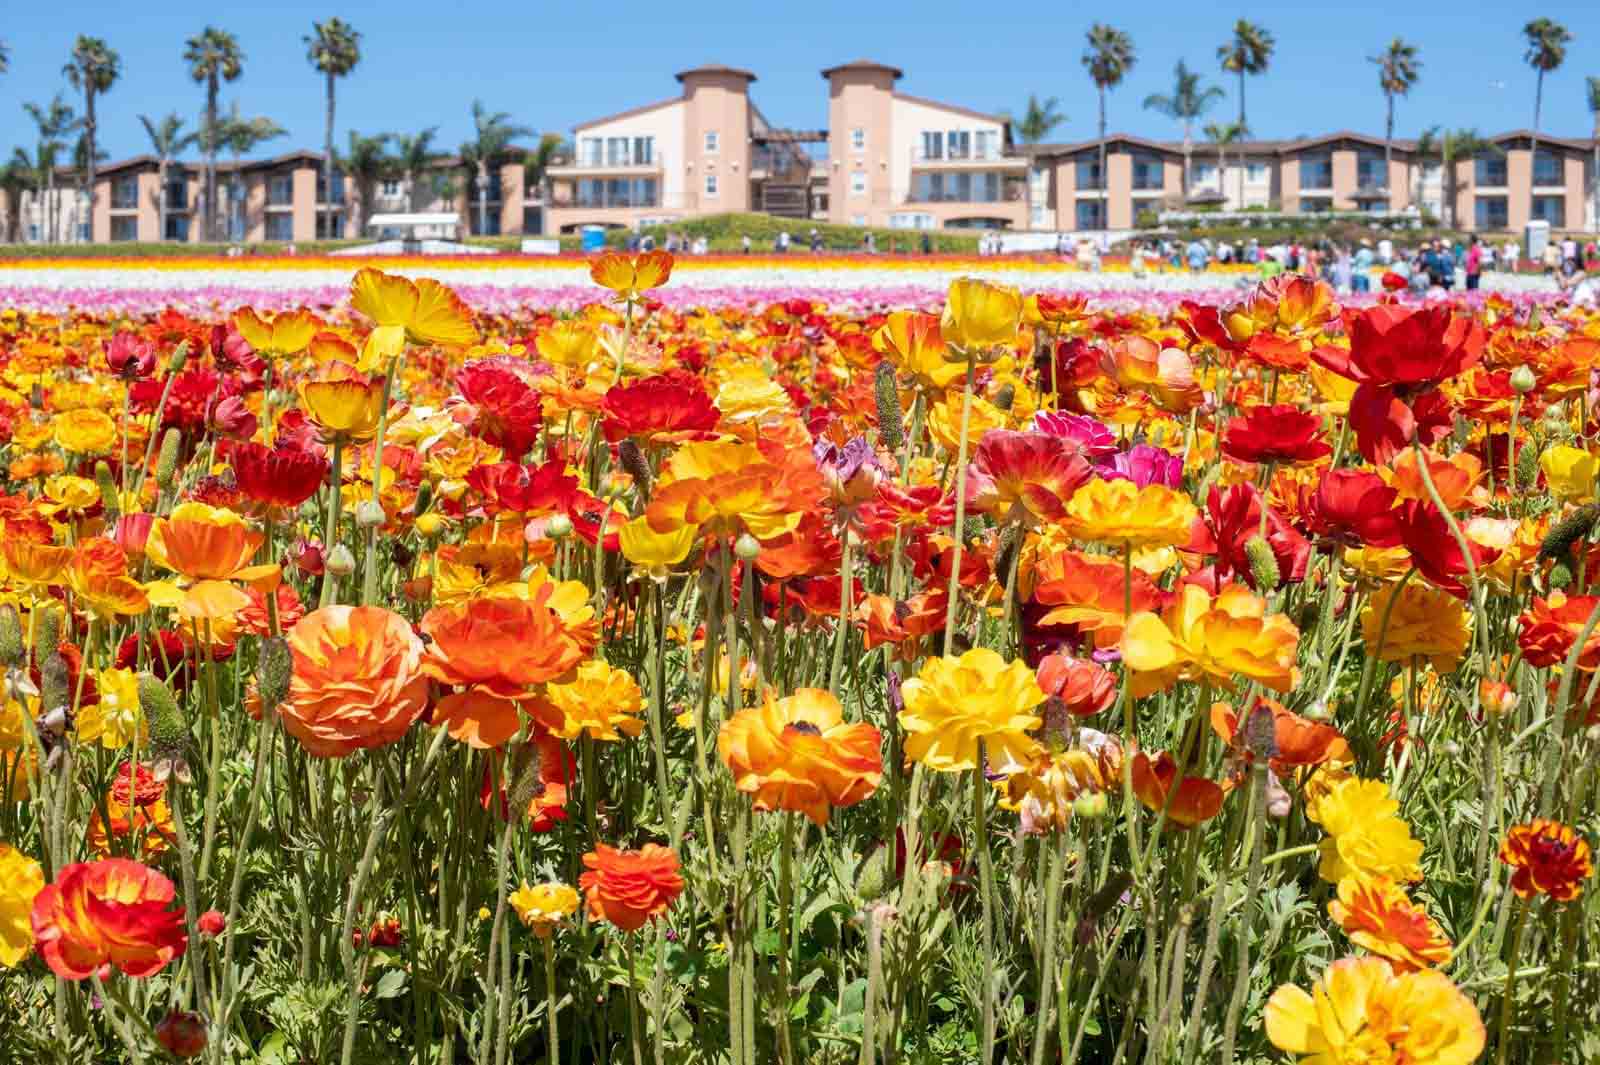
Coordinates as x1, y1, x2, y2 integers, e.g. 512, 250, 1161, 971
851, 214, 867, 226
947, 130, 972, 160
78, 222, 89, 241
1533, 149, 1562, 186
1131, 154, 1163, 191
1357, 152, 1386, 189
267, 175, 294, 207
316, 213, 346, 239
851, 128, 866, 152
1474, 154, 1507, 187
1474, 195, 1508, 229
975, 130, 998, 160
316, 169, 345, 205
164, 179, 187, 211
704, 173, 718, 197
1246, 162, 1268, 182
163, 214, 189, 241
632, 136, 654, 166
1299, 152, 1332, 190
1074, 199, 1105, 230
575, 177, 658, 207
1194, 162, 1218, 184
28, 224, 40, 242
704, 130, 719, 154
112, 176, 138, 210
921, 131, 944, 160
1075, 159, 1103, 190
579, 137, 603, 166
265, 213, 294, 241
1531, 195, 1565, 227
850, 171, 866, 197
380, 179, 402, 198
110, 216, 138, 241
890, 212, 936, 229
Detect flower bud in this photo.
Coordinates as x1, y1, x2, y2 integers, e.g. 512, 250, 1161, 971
33, 601, 63, 664
1244, 535, 1280, 593
94, 461, 121, 521
546, 513, 574, 540
0, 605, 22, 670
257, 636, 292, 710
1515, 443, 1540, 489
154, 1010, 207, 1059
355, 499, 387, 529
166, 340, 190, 374
197, 910, 226, 937
414, 512, 446, 539
734, 533, 761, 561
156, 428, 183, 490
325, 543, 357, 577
1510, 365, 1537, 394
873, 361, 903, 451
138, 672, 191, 784
1071, 791, 1108, 820
1549, 561, 1574, 589
412, 479, 433, 516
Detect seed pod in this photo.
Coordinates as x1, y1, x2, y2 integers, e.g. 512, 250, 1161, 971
1245, 535, 1280, 593
0, 605, 22, 669
873, 362, 903, 452
139, 672, 191, 783
1515, 442, 1540, 488
325, 543, 357, 577
993, 383, 1015, 412
854, 844, 892, 902
412, 479, 434, 516
618, 438, 652, 500
1451, 416, 1470, 448
1244, 701, 1279, 761
256, 636, 292, 711
94, 461, 121, 521
33, 602, 63, 664
355, 500, 386, 529
1549, 560, 1574, 589
1539, 503, 1600, 562
40, 653, 71, 715
156, 428, 183, 490
507, 741, 547, 814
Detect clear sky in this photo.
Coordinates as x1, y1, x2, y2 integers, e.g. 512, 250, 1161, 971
6, 0, 1600, 162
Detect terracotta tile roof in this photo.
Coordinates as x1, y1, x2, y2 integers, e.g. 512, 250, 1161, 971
821, 59, 904, 80
675, 64, 757, 83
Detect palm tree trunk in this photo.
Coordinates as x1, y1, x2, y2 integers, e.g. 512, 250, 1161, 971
477, 159, 489, 236
1384, 94, 1394, 212
85, 89, 97, 244
1237, 69, 1246, 130
205, 76, 218, 243
1182, 120, 1192, 199
324, 70, 335, 240
1097, 88, 1107, 228
46, 169, 56, 244
1531, 71, 1544, 228
1591, 118, 1598, 234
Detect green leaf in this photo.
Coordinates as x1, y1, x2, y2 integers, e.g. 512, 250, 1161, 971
372, 969, 407, 1000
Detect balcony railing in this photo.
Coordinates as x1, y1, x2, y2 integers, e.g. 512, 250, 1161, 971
573, 190, 661, 209
907, 184, 1025, 205
551, 154, 663, 174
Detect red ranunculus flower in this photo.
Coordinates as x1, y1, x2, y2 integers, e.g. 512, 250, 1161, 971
1518, 592, 1600, 669
1222, 404, 1332, 465
601, 371, 720, 443
963, 429, 1093, 526
1189, 484, 1310, 588
1395, 500, 1501, 598
30, 859, 188, 980
106, 332, 156, 379
1304, 469, 1403, 548
454, 361, 544, 459
466, 460, 580, 518
228, 440, 328, 510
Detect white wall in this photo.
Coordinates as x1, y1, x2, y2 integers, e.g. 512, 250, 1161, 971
888, 95, 1006, 207
574, 100, 686, 209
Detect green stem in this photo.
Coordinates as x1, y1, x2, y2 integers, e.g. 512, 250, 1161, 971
1494, 899, 1530, 1065
942, 349, 978, 655
974, 739, 996, 1063
319, 439, 344, 608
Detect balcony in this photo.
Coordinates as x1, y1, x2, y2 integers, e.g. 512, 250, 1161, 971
571, 175, 662, 209
910, 147, 1025, 170
547, 154, 663, 177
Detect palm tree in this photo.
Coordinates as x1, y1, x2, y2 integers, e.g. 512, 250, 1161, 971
1369, 38, 1420, 204
1217, 19, 1275, 134
460, 101, 533, 237
1013, 94, 1066, 144
184, 27, 244, 242
1588, 77, 1600, 234
395, 127, 442, 212
22, 95, 79, 243
63, 36, 121, 243
0, 40, 10, 75
1082, 24, 1135, 226
1, 153, 38, 242
1415, 126, 1498, 229
305, 18, 361, 242
337, 130, 394, 236
1143, 60, 1224, 197
139, 113, 197, 241
1523, 17, 1573, 222
1204, 121, 1244, 208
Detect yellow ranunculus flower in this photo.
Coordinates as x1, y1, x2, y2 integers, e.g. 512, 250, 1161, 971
619, 515, 695, 579
0, 841, 45, 967
535, 320, 599, 368
233, 307, 319, 356
41, 475, 102, 516
926, 390, 1005, 452
1120, 583, 1300, 698
508, 881, 579, 937
51, 408, 118, 454
76, 668, 146, 749
1307, 777, 1425, 884
1360, 581, 1470, 674
1060, 478, 1199, 550
1540, 444, 1599, 504
897, 648, 1044, 775
543, 659, 644, 742
941, 277, 1022, 352
299, 361, 386, 443
350, 267, 478, 348
1265, 957, 1484, 1065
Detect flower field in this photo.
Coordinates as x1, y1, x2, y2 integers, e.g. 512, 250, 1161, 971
0, 251, 1596, 1065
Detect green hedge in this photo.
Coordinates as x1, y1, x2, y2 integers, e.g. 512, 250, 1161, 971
0, 235, 583, 259
603, 213, 983, 253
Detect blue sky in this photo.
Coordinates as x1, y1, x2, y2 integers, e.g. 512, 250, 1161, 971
6, 0, 1599, 162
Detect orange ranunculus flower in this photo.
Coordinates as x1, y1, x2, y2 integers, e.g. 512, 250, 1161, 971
1101, 335, 1204, 412
145, 502, 277, 583
717, 688, 882, 827
1361, 582, 1470, 674
1517, 591, 1600, 669
1120, 583, 1300, 698
299, 361, 386, 443
0, 537, 73, 589
873, 310, 960, 391
1034, 653, 1116, 718
430, 689, 528, 749
1499, 819, 1594, 902
282, 606, 430, 758
1385, 448, 1484, 511
1210, 697, 1349, 773
87, 795, 176, 860
1328, 875, 1452, 972
1131, 751, 1226, 828
421, 595, 587, 698
29, 859, 188, 980
1032, 548, 1168, 648
1265, 957, 1484, 1065
233, 307, 320, 355
578, 843, 684, 932
941, 277, 1022, 352
350, 267, 478, 348
589, 250, 674, 299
